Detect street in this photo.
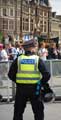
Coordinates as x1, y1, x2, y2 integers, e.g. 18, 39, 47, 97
0, 102, 61, 120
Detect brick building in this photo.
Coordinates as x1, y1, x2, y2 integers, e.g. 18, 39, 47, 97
0, 0, 51, 41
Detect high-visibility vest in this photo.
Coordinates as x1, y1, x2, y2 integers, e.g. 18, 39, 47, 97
16, 54, 42, 84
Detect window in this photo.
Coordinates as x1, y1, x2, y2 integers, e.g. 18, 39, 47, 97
2, 0, 14, 4
17, 0, 21, 7
0, 8, 1, 16
25, 18, 29, 31
9, 20, 14, 30
30, 19, 33, 31
40, 20, 43, 32
22, 5, 29, 13
17, 9, 20, 17
10, 8, 14, 16
3, 19, 8, 29
7, 0, 14, 4
0, 18, 3, 30
17, 20, 20, 31
3, 8, 7, 16
23, 17, 29, 31
44, 12, 48, 17
39, 10, 43, 16
2, 0, 7, 4
31, 8, 34, 15
10, 0, 14, 4
44, 21, 47, 32
40, 20, 43, 24
44, 26, 46, 32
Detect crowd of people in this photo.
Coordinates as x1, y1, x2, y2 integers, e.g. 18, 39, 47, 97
0, 42, 25, 61
0, 40, 61, 61
38, 41, 61, 60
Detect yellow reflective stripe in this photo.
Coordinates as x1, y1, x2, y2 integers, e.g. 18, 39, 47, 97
20, 64, 34, 71
16, 73, 42, 79
16, 80, 39, 84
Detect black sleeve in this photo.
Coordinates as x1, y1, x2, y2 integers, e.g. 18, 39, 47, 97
38, 58, 51, 85
8, 58, 18, 83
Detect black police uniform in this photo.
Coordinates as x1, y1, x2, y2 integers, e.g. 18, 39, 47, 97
8, 51, 50, 120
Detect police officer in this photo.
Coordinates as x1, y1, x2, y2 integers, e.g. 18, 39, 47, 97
8, 39, 50, 120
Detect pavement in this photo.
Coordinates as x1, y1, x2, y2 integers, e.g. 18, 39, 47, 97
0, 102, 61, 120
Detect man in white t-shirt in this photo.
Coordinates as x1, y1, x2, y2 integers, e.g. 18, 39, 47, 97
38, 42, 48, 61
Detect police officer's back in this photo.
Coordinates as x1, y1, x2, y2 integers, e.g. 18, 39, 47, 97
8, 39, 50, 120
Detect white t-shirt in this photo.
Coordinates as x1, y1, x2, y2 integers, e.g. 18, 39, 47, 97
0, 49, 8, 61
38, 48, 48, 61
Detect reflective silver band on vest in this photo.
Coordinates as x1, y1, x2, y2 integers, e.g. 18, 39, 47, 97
16, 77, 40, 80
17, 71, 40, 74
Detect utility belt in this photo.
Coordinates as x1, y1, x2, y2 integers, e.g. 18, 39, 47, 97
16, 82, 41, 96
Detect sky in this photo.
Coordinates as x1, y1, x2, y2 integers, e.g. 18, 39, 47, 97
50, 0, 61, 15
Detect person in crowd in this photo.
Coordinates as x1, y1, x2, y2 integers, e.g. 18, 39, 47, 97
57, 43, 61, 59
47, 42, 58, 59
8, 39, 50, 120
15, 41, 20, 54
5, 42, 17, 60
17, 42, 25, 55
0, 43, 8, 61
38, 42, 48, 61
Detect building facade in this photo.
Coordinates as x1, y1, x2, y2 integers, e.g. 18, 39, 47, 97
0, 0, 51, 41
51, 12, 61, 42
